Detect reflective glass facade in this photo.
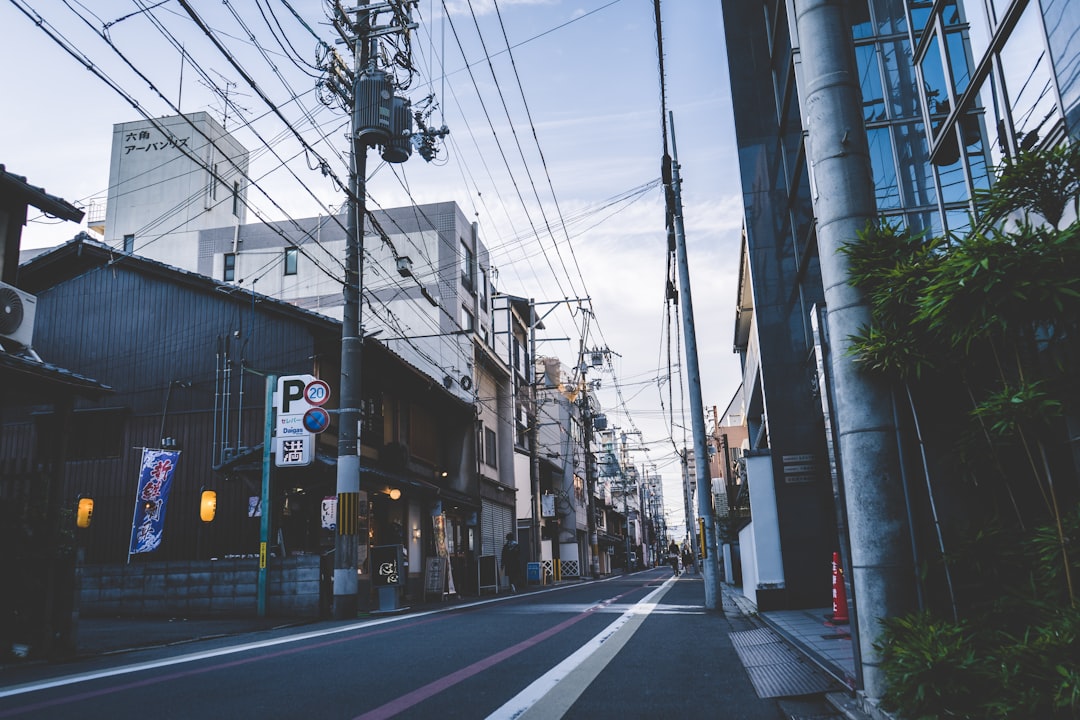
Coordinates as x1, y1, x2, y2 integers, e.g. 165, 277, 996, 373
721, 0, 1079, 611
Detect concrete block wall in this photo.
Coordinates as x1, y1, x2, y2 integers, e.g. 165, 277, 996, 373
80, 556, 321, 618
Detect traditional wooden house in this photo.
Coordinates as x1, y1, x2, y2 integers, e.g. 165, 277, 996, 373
5, 236, 477, 621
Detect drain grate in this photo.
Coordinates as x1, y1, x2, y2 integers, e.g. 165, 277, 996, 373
730, 627, 838, 699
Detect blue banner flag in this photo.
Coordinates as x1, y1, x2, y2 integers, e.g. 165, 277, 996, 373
129, 448, 181, 554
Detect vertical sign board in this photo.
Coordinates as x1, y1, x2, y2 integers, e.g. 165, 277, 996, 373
372, 544, 405, 587
274, 374, 318, 467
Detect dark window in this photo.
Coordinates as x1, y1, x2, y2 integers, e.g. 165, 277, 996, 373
284, 247, 298, 276
224, 253, 236, 282
485, 427, 498, 468
360, 392, 383, 446
461, 241, 474, 291
123, 234, 135, 253
461, 306, 474, 333
232, 181, 241, 216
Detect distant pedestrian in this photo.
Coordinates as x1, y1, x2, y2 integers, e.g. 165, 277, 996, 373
682, 545, 694, 575
668, 540, 680, 576
502, 532, 522, 592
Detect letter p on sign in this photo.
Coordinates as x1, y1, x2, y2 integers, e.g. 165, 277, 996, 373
276, 374, 315, 415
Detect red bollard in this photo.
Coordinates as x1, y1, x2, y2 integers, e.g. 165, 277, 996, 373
830, 551, 849, 624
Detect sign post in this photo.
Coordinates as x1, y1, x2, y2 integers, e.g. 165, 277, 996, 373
258, 374, 276, 617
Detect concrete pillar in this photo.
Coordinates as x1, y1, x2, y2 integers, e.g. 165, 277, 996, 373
793, 0, 916, 699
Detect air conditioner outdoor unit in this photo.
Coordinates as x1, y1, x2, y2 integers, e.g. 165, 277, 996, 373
0, 281, 37, 348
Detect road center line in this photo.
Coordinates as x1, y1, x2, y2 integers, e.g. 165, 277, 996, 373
351, 583, 654, 720
485, 576, 676, 720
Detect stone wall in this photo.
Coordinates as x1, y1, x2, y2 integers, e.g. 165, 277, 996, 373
79, 556, 323, 618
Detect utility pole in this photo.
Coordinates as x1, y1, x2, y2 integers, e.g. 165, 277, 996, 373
665, 112, 721, 611
329, 1, 429, 620
332, 1, 372, 622
581, 360, 600, 578
528, 301, 542, 564
793, 0, 912, 698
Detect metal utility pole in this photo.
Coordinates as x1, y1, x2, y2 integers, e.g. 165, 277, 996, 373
666, 112, 721, 611
793, 0, 913, 698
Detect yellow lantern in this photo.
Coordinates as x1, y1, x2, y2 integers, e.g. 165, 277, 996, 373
200, 490, 217, 522
76, 497, 94, 528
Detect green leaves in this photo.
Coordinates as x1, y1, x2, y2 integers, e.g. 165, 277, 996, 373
852, 145, 1080, 715
878, 512, 1080, 719
974, 142, 1080, 230
970, 380, 1063, 437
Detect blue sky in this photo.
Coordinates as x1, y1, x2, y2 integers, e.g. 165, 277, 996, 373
0, 0, 742, 533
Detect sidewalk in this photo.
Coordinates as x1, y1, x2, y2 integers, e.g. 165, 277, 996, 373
723, 581, 896, 720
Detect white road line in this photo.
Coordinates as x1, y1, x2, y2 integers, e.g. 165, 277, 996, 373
485, 576, 676, 720
0, 579, 598, 700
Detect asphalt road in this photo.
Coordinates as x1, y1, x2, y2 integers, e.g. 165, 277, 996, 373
0, 569, 797, 719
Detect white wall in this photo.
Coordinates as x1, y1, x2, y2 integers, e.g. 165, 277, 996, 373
745, 453, 785, 590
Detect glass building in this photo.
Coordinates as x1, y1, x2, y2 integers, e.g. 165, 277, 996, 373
721, 0, 1079, 614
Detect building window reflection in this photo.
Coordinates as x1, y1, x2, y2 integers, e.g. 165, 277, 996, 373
999, 2, 1060, 152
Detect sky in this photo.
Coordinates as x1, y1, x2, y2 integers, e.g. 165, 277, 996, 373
0, 0, 744, 536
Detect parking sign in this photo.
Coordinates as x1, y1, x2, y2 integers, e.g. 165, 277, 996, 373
274, 374, 322, 467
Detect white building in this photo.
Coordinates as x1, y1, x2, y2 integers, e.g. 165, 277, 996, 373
96, 112, 248, 270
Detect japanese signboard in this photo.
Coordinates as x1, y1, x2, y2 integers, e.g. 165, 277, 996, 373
274, 374, 330, 467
